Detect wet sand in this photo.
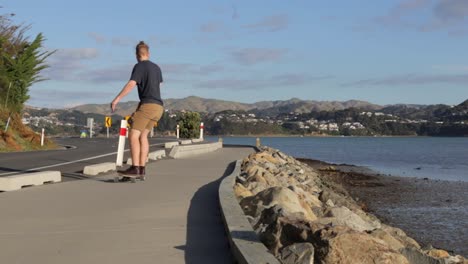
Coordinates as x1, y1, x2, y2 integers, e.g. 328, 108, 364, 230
298, 158, 468, 257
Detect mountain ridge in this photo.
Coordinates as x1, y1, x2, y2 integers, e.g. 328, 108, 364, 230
70, 96, 385, 116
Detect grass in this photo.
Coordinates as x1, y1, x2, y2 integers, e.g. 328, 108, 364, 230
0, 109, 58, 152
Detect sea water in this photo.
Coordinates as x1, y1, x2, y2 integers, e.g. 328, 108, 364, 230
208, 136, 468, 182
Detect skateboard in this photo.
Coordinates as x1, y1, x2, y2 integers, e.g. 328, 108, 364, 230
114, 174, 145, 183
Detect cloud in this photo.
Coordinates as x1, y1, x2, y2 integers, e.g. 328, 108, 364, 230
161, 63, 225, 76
80, 65, 131, 83
232, 4, 239, 20
27, 89, 115, 108
53, 48, 99, 60
88, 32, 106, 44
43, 48, 99, 81
374, 0, 431, 27
200, 22, 224, 33
373, 0, 468, 34
230, 48, 288, 65
343, 73, 468, 87
433, 0, 468, 21
195, 73, 330, 90
111, 37, 135, 47
243, 14, 289, 32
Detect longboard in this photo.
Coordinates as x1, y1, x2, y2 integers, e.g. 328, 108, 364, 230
114, 174, 145, 183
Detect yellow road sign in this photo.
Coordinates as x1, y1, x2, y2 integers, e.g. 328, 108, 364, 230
105, 116, 112, 128
125, 116, 131, 128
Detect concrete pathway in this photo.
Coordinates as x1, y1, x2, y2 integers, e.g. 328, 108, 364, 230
0, 146, 253, 264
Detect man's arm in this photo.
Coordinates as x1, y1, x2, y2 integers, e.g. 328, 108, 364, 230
111, 80, 137, 112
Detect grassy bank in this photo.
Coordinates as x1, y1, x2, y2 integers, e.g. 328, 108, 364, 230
0, 110, 57, 152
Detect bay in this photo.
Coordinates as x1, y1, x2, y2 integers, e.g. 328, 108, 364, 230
207, 136, 468, 182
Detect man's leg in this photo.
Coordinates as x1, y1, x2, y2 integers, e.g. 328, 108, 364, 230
130, 129, 142, 166
139, 129, 150, 167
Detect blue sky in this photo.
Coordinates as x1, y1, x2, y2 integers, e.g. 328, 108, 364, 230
4, 0, 468, 108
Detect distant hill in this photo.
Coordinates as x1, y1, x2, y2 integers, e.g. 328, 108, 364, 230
71, 96, 383, 115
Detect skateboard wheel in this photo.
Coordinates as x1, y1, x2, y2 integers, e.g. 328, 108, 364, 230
114, 177, 119, 183
131, 177, 136, 183
140, 176, 145, 181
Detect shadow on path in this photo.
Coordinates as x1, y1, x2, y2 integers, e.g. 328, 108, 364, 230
175, 162, 235, 264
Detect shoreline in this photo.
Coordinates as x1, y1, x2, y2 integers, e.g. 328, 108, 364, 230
209, 134, 461, 138
297, 157, 468, 257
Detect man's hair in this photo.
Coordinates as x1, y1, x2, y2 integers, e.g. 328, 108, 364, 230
136, 41, 149, 58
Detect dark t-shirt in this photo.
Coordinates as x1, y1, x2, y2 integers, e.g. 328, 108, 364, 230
130, 60, 164, 106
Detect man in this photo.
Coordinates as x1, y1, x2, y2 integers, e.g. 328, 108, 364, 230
111, 41, 164, 178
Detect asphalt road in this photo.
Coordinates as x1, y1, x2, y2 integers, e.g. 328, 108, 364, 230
0, 136, 177, 181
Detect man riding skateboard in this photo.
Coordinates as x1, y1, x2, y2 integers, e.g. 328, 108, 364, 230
111, 41, 164, 181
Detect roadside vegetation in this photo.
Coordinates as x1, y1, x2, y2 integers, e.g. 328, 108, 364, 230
0, 10, 56, 151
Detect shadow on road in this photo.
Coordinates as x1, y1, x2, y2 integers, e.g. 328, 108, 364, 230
175, 161, 235, 264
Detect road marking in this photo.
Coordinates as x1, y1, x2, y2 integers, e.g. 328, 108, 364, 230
0, 143, 165, 176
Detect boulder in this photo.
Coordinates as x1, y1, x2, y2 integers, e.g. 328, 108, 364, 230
380, 224, 421, 249
254, 205, 315, 255
317, 206, 380, 232
426, 249, 450, 259
369, 229, 405, 251
240, 187, 317, 222
315, 226, 409, 264
233, 183, 253, 199
280, 243, 314, 264
400, 247, 450, 264
246, 181, 269, 195
289, 185, 322, 209
250, 151, 281, 165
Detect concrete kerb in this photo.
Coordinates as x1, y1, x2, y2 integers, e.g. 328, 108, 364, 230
128, 150, 166, 164
218, 160, 280, 264
148, 149, 166, 160
179, 139, 192, 145
0, 171, 62, 192
83, 150, 167, 175
83, 162, 116, 176
168, 142, 222, 159
164, 141, 180, 149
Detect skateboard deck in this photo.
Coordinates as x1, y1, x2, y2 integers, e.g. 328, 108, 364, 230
114, 174, 145, 183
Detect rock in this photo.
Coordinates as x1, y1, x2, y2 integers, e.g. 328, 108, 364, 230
279, 243, 314, 264
325, 199, 335, 207
319, 189, 382, 229
255, 206, 315, 255
370, 229, 405, 251
380, 224, 421, 249
319, 189, 356, 210
289, 185, 322, 209
239, 187, 317, 222
400, 247, 449, 264
250, 152, 281, 165
317, 206, 380, 232
263, 161, 280, 174
426, 249, 450, 259
246, 181, 269, 195
233, 183, 253, 199
315, 226, 409, 264
447, 255, 468, 264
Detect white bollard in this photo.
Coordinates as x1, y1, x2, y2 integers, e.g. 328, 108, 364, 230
41, 128, 45, 146
200, 122, 204, 140
116, 120, 128, 167
176, 124, 180, 139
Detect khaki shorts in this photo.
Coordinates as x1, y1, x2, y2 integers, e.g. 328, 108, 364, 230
129, 103, 164, 132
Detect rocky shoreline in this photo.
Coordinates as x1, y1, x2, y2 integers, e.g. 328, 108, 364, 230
297, 158, 468, 258
233, 147, 467, 264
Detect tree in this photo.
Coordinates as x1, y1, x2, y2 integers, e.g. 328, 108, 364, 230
178, 112, 201, 139
0, 11, 54, 113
